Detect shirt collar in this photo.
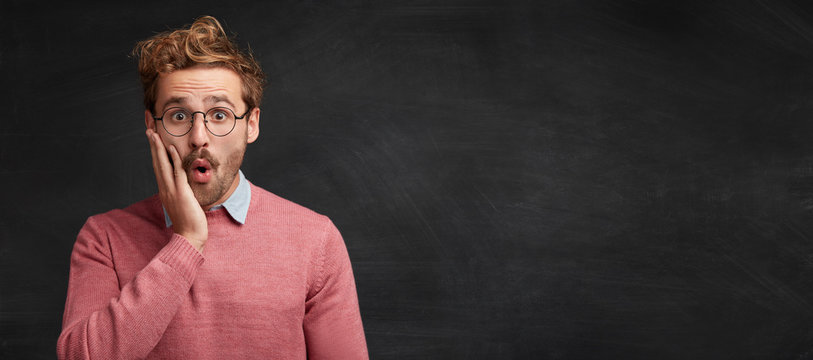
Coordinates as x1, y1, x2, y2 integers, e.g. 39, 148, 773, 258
163, 169, 251, 227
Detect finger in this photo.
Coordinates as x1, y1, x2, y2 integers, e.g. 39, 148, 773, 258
146, 129, 167, 194
167, 144, 187, 183
148, 130, 174, 194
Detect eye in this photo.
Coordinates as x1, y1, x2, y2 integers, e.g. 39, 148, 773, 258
167, 109, 189, 122
210, 109, 230, 122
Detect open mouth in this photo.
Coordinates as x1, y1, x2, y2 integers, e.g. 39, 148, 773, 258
189, 158, 213, 182
191, 158, 212, 172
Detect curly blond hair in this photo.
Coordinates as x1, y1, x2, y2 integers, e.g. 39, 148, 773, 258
132, 16, 266, 113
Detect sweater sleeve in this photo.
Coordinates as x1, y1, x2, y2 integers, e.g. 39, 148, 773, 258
303, 219, 368, 360
57, 216, 205, 360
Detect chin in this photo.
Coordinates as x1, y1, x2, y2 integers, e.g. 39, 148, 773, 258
191, 186, 223, 208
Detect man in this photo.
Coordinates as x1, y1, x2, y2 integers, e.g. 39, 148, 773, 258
57, 16, 368, 359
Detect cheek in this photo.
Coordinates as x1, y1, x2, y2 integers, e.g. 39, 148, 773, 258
218, 137, 247, 155
219, 141, 247, 167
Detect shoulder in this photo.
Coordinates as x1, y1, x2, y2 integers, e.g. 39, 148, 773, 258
75, 195, 164, 252
247, 182, 335, 233
85, 195, 164, 232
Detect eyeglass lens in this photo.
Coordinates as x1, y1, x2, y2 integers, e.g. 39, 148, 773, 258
161, 107, 237, 136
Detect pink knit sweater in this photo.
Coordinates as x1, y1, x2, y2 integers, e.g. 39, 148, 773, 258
57, 183, 368, 359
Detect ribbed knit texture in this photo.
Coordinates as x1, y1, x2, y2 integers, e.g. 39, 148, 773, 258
57, 183, 368, 359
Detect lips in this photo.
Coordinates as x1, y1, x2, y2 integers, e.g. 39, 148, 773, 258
181, 149, 219, 184
189, 158, 213, 183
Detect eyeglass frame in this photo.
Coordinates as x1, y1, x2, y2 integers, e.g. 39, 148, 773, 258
152, 106, 252, 137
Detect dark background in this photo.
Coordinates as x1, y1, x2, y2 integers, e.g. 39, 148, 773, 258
4, 0, 813, 358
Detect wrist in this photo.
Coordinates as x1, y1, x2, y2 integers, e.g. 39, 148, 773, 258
177, 231, 207, 252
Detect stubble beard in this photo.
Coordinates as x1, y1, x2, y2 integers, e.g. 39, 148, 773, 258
184, 145, 246, 208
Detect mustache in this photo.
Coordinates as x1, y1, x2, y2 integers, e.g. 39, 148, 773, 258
181, 149, 219, 170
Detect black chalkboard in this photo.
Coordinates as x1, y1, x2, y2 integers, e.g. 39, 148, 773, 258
4, 0, 813, 359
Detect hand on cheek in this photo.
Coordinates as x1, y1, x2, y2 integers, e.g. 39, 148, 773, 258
146, 128, 208, 252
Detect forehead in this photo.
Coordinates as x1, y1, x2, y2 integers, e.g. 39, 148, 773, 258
155, 66, 243, 109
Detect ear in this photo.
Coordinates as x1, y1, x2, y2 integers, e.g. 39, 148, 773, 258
144, 109, 157, 132
246, 107, 260, 144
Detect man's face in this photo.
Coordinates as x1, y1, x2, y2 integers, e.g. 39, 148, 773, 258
145, 66, 260, 209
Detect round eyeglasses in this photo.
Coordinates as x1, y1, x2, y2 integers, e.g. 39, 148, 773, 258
153, 107, 251, 137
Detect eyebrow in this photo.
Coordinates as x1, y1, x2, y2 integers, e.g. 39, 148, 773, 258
162, 95, 237, 110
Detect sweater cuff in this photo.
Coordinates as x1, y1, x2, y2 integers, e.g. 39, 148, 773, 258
157, 233, 205, 285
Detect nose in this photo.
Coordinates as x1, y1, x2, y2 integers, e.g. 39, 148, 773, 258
188, 113, 210, 149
